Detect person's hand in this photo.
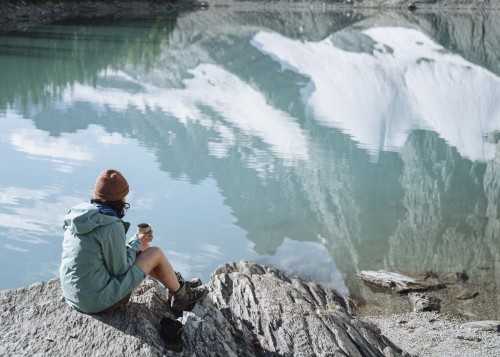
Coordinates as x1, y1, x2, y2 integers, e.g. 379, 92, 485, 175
136, 230, 153, 243
135, 230, 153, 252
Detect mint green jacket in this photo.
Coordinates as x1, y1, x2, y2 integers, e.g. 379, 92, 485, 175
60, 202, 146, 314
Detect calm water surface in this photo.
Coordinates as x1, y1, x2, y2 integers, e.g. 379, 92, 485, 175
1, 8, 499, 316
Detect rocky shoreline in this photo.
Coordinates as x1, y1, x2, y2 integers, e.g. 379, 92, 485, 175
355, 269, 500, 321
1, 261, 407, 356
358, 270, 500, 356
1, 261, 499, 356
1, 0, 499, 33
0, 1, 203, 31
363, 312, 500, 357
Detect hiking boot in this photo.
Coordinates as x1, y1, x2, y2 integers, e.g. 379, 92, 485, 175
171, 284, 208, 312
175, 271, 202, 289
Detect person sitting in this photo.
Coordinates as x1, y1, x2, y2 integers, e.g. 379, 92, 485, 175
59, 169, 208, 314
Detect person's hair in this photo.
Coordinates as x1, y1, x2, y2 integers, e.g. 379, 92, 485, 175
91, 198, 130, 218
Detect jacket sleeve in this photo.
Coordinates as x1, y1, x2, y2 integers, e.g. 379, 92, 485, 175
101, 222, 141, 277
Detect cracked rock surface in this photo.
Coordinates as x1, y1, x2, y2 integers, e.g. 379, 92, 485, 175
0, 260, 408, 356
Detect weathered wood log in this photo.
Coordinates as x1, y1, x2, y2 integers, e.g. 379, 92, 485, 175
408, 292, 440, 312
0, 261, 410, 356
359, 270, 443, 293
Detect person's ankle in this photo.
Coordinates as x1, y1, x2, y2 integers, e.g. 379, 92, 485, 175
173, 282, 183, 294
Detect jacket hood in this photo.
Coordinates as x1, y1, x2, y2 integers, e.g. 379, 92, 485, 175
64, 202, 120, 234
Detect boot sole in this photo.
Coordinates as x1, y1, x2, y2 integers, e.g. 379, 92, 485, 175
171, 290, 209, 312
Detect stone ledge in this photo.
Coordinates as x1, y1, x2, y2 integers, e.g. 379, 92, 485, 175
0, 260, 408, 356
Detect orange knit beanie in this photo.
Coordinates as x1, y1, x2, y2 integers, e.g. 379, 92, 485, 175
93, 169, 129, 201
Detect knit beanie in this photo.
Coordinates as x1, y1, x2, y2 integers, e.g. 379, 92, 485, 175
93, 169, 129, 201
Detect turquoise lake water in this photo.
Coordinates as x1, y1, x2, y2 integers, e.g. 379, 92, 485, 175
1, 7, 499, 316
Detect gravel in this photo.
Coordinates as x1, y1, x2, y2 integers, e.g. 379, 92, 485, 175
363, 312, 500, 357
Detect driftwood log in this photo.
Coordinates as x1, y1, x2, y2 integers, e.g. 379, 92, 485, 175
408, 292, 440, 312
358, 270, 443, 293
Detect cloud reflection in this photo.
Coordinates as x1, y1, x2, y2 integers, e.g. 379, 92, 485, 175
61, 64, 310, 166
198, 243, 224, 259
164, 249, 199, 280
0, 186, 81, 241
0, 187, 49, 205
252, 27, 500, 162
258, 237, 348, 295
10, 128, 93, 161
163, 243, 226, 281
4, 244, 28, 252
0, 213, 47, 234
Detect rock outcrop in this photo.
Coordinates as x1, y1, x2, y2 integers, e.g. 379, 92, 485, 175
205, 0, 498, 10
0, 261, 409, 356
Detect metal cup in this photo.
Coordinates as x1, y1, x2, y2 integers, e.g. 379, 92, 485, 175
137, 223, 151, 234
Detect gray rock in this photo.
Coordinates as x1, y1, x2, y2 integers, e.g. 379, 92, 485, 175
454, 288, 479, 300
0, 278, 173, 356
437, 271, 468, 284
462, 320, 500, 332
0, 260, 409, 356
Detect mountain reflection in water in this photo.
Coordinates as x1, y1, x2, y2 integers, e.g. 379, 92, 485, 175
0, 8, 499, 318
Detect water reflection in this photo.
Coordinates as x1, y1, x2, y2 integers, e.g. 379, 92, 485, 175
0, 8, 499, 318
0, 17, 177, 109
259, 238, 349, 295
253, 27, 500, 161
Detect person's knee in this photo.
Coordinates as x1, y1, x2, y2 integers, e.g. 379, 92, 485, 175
142, 246, 167, 264
145, 246, 163, 258
135, 247, 161, 271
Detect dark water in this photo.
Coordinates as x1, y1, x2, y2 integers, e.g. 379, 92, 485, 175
1, 8, 499, 317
